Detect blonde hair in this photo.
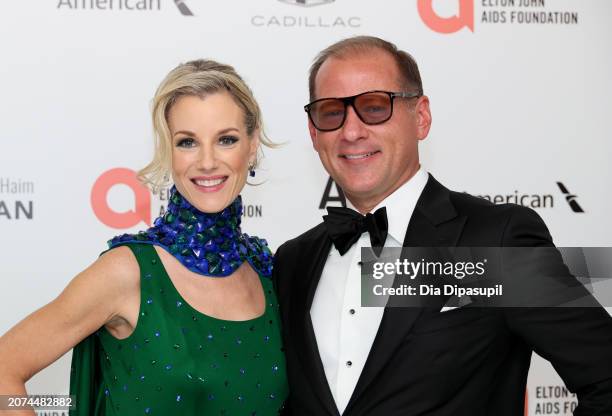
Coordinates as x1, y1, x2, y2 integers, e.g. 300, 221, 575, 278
139, 59, 273, 189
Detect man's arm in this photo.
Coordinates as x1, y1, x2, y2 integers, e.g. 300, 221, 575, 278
502, 206, 612, 415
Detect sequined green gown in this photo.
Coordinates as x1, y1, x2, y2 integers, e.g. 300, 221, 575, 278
69, 244, 288, 415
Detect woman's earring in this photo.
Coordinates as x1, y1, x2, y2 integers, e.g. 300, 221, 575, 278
248, 162, 256, 178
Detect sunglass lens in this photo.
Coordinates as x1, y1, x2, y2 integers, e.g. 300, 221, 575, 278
355, 93, 392, 124
311, 99, 345, 131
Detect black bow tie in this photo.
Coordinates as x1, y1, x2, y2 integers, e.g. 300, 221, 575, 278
323, 207, 388, 257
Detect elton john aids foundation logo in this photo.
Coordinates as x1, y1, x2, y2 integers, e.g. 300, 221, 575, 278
417, 0, 474, 34
91, 168, 151, 229
418, 0, 579, 31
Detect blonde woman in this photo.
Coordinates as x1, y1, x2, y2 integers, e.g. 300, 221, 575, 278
0, 60, 288, 415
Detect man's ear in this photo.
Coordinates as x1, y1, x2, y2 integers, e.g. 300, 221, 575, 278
415, 95, 432, 141
308, 119, 320, 151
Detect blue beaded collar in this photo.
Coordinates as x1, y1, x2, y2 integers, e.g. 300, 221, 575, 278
108, 186, 273, 277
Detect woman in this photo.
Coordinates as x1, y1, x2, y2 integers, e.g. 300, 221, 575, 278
0, 60, 288, 415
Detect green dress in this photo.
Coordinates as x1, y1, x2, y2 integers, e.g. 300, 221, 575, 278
69, 243, 288, 415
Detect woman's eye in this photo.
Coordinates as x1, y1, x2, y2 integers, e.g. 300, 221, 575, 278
219, 135, 239, 146
176, 137, 196, 148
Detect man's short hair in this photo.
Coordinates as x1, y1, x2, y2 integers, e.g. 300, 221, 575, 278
308, 36, 424, 102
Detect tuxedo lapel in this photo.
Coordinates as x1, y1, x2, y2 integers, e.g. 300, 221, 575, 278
346, 175, 467, 413
289, 226, 339, 416
404, 175, 466, 248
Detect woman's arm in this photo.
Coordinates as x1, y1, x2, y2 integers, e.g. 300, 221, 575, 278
0, 246, 140, 415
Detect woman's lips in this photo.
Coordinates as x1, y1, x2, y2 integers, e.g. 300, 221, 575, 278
191, 176, 228, 192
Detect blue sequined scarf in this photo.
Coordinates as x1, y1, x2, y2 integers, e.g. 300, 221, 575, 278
108, 187, 273, 277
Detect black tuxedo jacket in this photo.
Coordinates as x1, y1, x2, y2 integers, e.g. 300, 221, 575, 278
273, 175, 612, 416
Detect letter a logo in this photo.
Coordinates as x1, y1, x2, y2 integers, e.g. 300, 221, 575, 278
417, 0, 474, 34
91, 168, 151, 229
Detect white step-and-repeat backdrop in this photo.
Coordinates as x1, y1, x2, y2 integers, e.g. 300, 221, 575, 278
1, 1, 610, 414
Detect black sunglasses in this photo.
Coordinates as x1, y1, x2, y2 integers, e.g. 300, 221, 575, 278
304, 90, 422, 132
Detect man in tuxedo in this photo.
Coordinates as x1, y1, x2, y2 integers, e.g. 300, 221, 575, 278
273, 36, 612, 415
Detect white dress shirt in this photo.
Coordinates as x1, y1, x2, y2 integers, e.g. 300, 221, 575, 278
310, 168, 429, 414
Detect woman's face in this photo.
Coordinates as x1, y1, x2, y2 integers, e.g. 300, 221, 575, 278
168, 92, 258, 213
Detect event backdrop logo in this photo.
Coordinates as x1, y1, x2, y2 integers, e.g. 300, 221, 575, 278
252, 0, 359, 28
417, 0, 474, 34
556, 182, 584, 213
91, 168, 263, 229
418, 0, 579, 33
0, 178, 34, 220
56, 0, 194, 15
319, 176, 346, 209
319, 177, 586, 213
173, 0, 193, 15
530, 384, 577, 414
91, 168, 151, 229
279, 0, 335, 6
473, 181, 585, 213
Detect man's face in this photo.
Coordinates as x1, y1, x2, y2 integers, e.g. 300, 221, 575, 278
309, 49, 431, 211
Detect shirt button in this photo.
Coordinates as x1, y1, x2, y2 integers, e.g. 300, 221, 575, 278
346, 361, 353, 367
357, 261, 363, 266
349, 309, 356, 315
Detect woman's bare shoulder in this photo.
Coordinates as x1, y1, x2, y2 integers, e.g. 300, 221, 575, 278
85, 245, 141, 290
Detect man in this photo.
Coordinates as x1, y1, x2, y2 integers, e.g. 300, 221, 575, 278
273, 36, 612, 415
